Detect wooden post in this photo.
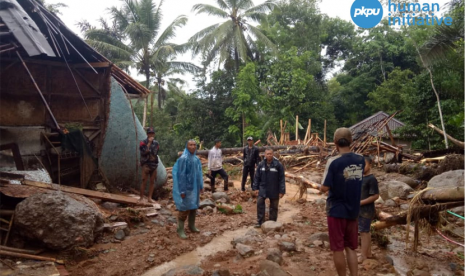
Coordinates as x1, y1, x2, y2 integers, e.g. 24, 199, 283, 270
280, 120, 283, 145
324, 120, 327, 147
295, 115, 299, 142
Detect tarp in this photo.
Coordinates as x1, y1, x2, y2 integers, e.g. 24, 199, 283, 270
100, 78, 167, 194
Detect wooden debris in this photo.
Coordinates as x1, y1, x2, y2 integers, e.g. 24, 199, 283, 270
146, 212, 158, 217
22, 179, 154, 207
0, 245, 43, 255
103, 222, 128, 229
285, 172, 321, 190
0, 250, 64, 264
428, 123, 464, 149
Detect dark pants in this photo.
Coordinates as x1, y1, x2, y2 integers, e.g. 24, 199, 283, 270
211, 169, 228, 192
257, 197, 279, 225
241, 165, 255, 191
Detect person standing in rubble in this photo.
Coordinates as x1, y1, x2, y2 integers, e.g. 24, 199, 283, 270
139, 127, 159, 203
207, 138, 229, 193
253, 148, 285, 228
241, 136, 261, 192
172, 140, 203, 239
320, 128, 365, 276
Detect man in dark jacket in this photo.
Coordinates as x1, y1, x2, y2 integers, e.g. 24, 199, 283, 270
241, 136, 261, 192
253, 147, 285, 228
139, 127, 159, 203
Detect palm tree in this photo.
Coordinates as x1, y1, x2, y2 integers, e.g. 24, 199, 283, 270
189, 0, 277, 71
81, 0, 194, 125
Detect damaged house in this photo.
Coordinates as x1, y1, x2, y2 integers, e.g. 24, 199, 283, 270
0, 0, 166, 190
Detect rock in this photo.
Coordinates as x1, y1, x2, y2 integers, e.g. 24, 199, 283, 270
428, 170, 464, 188
451, 206, 465, 216
274, 235, 281, 239
384, 199, 397, 207
212, 192, 230, 203
232, 235, 262, 247
379, 180, 414, 200
167, 217, 177, 224
449, 263, 457, 271
397, 175, 420, 189
313, 240, 323, 247
400, 204, 409, 210
261, 221, 283, 233
245, 229, 260, 236
204, 184, 212, 191
202, 232, 212, 237
452, 246, 464, 254
114, 229, 125, 240
213, 270, 232, 276
323, 241, 330, 248
14, 191, 104, 250
204, 206, 214, 214
278, 241, 296, 252
216, 198, 228, 204
159, 209, 173, 217
362, 259, 379, 270
183, 265, 204, 275
101, 202, 120, 210
236, 243, 254, 257
147, 256, 155, 262
259, 260, 287, 276
151, 219, 165, 227
375, 197, 384, 204
266, 248, 283, 265
314, 198, 326, 206
281, 234, 289, 240
308, 232, 330, 243
109, 215, 118, 221
199, 199, 216, 209
411, 269, 429, 276
385, 256, 394, 266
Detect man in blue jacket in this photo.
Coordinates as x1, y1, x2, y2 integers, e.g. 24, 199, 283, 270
253, 147, 285, 228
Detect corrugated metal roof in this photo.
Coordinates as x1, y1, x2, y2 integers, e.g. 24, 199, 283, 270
0, 0, 55, 57
350, 111, 405, 137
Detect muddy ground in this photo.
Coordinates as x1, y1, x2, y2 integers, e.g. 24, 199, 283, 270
6, 167, 463, 276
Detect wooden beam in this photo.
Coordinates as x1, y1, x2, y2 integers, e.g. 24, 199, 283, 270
72, 68, 101, 96
22, 179, 154, 207
324, 120, 327, 147
0, 250, 64, 264
1, 58, 110, 69
385, 124, 396, 146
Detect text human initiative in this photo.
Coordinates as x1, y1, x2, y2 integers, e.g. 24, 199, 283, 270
388, 0, 453, 26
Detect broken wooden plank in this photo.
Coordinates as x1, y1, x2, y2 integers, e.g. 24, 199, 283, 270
103, 222, 128, 230
0, 250, 64, 264
22, 180, 153, 207
0, 245, 43, 255
146, 212, 158, 217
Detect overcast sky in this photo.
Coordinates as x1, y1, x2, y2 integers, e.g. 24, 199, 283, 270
46, 0, 449, 90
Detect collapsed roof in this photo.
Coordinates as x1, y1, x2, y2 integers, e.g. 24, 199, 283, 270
0, 0, 150, 96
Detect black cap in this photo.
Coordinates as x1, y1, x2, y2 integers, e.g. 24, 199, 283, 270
147, 127, 155, 134
214, 138, 221, 143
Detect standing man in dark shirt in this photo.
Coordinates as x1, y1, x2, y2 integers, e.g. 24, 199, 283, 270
359, 156, 379, 263
241, 136, 260, 192
253, 148, 285, 228
320, 128, 365, 276
139, 127, 159, 203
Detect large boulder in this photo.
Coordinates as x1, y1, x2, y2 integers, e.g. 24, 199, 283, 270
261, 221, 283, 234
259, 260, 287, 276
378, 180, 414, 200
212, 192, 230, 203
14, 191, 104, 250
199, 199, 215, 209
428, 170, 464, 188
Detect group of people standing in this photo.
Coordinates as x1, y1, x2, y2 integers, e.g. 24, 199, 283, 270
138, 127, 379, 276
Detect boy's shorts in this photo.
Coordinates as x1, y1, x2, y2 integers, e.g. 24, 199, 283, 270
327, 216, 358, 251
358, 216, 372, 233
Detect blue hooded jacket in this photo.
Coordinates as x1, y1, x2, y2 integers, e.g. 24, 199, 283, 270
172, 142, 203, 211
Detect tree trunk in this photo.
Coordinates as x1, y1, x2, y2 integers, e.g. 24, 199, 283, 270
234, 48, 240, 72
285, 172, 321, 190
428, 123, 464, 149
142, 69, 150, 128
242, 112, 245, 146
158, 81, 162, 109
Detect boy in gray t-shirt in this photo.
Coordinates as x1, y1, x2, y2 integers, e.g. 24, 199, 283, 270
359, 156, 379, 263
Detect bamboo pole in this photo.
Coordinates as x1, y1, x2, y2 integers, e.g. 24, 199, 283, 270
295, 115, 299, 143
0, 245, 42, 255
0, 250, 64, 264
324, 120, 327, 147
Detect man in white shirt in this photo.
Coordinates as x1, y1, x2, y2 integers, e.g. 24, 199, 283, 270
207, 139, 229, 193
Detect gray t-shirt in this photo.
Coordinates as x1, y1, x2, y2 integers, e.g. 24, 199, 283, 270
359, 174, 379, 219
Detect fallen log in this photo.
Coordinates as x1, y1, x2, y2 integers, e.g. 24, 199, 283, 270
0, 245, 43, 255
428, 123, 465, 149
22, 180, 154, 207
421, 187, 464, 202
373, 201, 464, 230
0, 250, 64, 264
178, 145, 306, 157
285, 172, 321, 190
